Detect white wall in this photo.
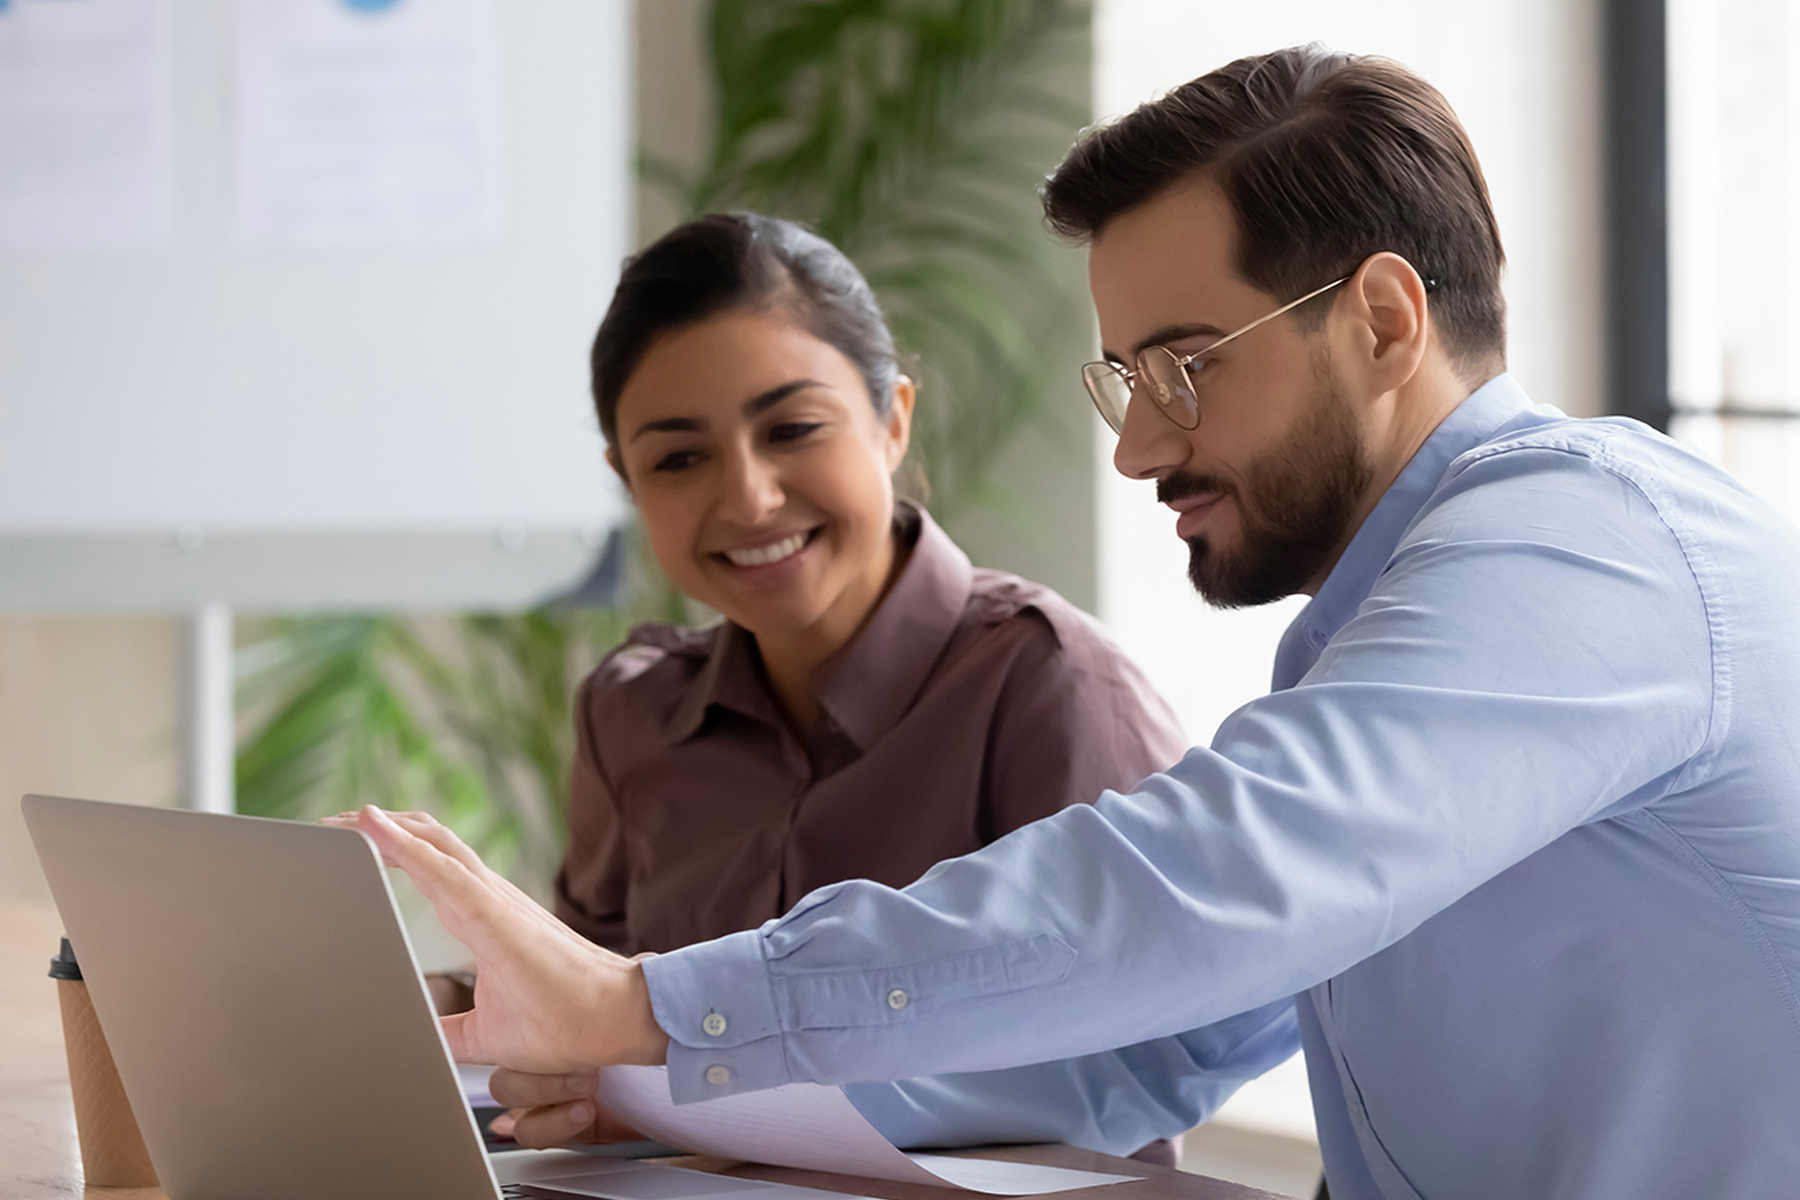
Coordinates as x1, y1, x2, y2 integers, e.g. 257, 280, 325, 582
1089, 0, 1606, 1146
1667, 0, 1800, 526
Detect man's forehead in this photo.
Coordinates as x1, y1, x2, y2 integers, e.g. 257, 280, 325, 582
1087, 178, 1257, 356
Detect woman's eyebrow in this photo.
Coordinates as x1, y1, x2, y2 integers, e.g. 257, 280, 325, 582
743, 378, 825, 417
630, 415, 703, 442
628, 379, 828, 443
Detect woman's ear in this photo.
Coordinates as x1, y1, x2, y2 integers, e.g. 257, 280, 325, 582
883, 375, 916, 472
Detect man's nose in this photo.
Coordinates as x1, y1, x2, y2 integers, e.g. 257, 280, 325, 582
718, 447, 785, 522
1111, 388, 1191, 481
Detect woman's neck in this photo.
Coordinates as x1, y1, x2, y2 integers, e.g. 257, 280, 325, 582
753, 526, 912, 742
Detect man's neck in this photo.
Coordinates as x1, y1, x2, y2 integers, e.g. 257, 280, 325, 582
1303, 360, 1496, 595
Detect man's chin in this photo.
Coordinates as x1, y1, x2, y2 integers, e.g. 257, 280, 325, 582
1185, 537, 1241, 609
1187, 536, 1302, 610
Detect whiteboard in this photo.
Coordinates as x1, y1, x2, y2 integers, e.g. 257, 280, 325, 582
0, 0, 630, 609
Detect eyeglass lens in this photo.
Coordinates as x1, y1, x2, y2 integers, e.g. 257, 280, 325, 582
1081, 362, 1133, 433
1083, 349, 1202, 435
1141, 346, 1200, 430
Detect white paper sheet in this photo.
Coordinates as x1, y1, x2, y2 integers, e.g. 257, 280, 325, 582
905, 1157, 1140, 1195
0, 0, 172, 251
593, 1066, 1141, 1195
233, 0, 503, 245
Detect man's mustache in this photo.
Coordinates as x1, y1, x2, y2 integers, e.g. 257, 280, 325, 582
1156, 471, 1237, 506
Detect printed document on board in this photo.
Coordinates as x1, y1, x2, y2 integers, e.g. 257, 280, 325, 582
0, 0, 173, 251
233, 0, 503, 246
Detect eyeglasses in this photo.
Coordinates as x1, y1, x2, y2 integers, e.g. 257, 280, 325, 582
1081, 276, 1350, 435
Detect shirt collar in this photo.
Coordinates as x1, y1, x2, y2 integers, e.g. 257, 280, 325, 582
812, 502, 973, 751
666, 619, 784, 743
1278, 373, 1536, 680
664, 501, 972, 749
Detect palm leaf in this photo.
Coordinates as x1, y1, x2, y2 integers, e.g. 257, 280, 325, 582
658, 0, 1093, 515
235, 608, 627, 897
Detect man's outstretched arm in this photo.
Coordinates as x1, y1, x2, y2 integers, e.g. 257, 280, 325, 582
351, 440, 1713, 1130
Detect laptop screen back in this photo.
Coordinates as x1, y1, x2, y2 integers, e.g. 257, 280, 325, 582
24, 794, 499, 1200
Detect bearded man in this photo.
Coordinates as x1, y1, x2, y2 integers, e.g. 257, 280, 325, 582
348, 45, 1800, 1200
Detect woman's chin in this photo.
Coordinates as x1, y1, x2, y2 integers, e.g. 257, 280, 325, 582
705, 573, 831, 636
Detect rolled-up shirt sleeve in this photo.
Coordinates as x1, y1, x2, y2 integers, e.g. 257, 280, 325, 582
642, 438, 1716, 1113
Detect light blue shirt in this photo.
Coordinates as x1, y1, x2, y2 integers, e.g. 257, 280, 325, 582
641, 375, 1800, 1200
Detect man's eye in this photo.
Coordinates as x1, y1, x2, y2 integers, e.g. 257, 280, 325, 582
652, 450, 702, 473
769, 422, 824, 444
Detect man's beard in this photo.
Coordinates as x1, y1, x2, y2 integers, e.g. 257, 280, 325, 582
1159, 372, 1373, 610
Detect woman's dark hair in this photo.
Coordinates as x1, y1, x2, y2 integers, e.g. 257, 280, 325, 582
591, 212, 899, 451
1042, 45, 1507, 373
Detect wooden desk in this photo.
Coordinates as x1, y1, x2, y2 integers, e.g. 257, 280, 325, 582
0, 900, 1285, 1200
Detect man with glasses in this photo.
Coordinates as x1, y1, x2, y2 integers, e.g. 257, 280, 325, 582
349, 46, 1800, 1200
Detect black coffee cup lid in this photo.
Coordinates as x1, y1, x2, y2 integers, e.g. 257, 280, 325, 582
49, 936, 82, 982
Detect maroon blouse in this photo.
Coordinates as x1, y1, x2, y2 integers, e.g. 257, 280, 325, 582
554, 504, 1187, 956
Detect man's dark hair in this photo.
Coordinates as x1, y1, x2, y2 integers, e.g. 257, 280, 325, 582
591, 212, 898, 454
1042, 45, 1506, 371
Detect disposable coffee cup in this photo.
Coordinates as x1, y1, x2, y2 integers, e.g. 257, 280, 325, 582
50, 937, 159, 1189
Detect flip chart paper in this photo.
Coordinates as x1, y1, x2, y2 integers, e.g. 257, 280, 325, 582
593, 1065, 1141, 1195
0, 0, 172, 251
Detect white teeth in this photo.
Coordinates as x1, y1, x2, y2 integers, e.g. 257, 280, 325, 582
724, 532, 807, 567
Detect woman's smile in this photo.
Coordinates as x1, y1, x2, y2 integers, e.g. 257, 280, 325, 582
714, 527, 821, 572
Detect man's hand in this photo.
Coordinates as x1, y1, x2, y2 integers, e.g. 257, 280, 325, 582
324, 807, 671, 1073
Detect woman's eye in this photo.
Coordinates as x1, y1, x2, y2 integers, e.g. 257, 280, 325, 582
1183, 356, 1215, 382
652, 449, 702, 473
768, 422, 824, 444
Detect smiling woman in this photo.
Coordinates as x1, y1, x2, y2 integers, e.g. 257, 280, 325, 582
542, 218, 1188, 1112
609, 308, 912, 736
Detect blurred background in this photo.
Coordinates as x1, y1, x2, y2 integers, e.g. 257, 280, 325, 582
2, 0, 1794, 1194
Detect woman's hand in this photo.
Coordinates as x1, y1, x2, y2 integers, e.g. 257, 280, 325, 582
322, 807, 671, 1073
485, 1069, 647, 1148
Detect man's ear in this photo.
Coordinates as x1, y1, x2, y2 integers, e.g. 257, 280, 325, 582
883, 375, 917, 472
1340, 252, 1432, 395
605, 445, 633, 497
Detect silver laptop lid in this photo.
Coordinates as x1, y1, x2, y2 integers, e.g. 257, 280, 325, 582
24, 793, 500, 1200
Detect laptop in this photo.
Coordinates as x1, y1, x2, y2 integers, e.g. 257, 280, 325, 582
23, 794, 855, 1200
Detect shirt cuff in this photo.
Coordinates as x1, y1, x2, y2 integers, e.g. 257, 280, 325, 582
641, 928, 790, 1103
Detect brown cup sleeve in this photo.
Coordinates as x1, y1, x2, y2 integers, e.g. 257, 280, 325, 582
56, 978, 159, 1189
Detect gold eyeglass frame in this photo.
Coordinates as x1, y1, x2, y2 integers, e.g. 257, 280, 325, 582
1081, 276, 1351, 435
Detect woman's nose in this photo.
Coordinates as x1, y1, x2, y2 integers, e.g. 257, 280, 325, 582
717, 448, 785, 522
1111, 388, 1192, 482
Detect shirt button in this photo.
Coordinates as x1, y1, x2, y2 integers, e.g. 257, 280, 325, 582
886, 988, 910, 1011
705, 1065, 731, 1086
702, 1012, 727, 1037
